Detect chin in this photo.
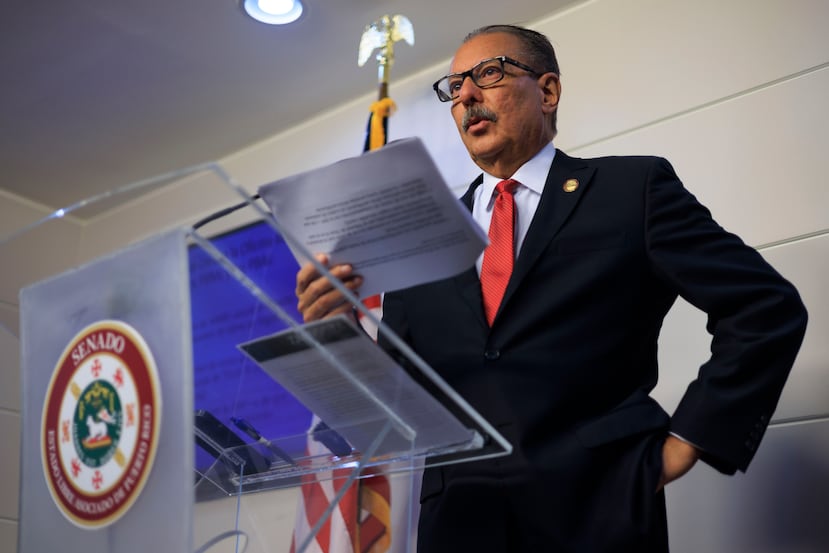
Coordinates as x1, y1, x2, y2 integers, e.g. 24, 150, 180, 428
466, 140, 503, 163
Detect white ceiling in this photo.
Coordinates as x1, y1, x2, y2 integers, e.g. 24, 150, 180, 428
0, 0, 576, 218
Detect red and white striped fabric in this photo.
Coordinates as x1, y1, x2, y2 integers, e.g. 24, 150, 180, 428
289, 440, 361, 553
356, 294, 383, 341
289, 420, 394, 553
289, 296, 393, 553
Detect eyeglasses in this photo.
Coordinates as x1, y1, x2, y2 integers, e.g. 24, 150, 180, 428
432, 56, 542, 102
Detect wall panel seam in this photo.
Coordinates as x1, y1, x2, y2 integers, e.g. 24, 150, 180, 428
571, 61, 829, 152
756, 228, 829, 251
771, 413, 829, 428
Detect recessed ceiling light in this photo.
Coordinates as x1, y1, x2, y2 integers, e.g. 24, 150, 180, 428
241, 0, 303, 25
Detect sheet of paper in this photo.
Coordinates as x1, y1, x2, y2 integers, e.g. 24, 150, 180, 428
258, 137, 487, 296
237, 315, 476, 456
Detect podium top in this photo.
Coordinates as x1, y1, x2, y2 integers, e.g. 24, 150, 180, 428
8, 160, 512, 505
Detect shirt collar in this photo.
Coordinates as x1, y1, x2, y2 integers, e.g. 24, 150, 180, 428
480, 141, 556, 201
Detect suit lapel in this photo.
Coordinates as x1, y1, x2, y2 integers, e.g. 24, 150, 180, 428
497, 151, 595, 320
459, 174, 483, 211
453, 175, 488, 326
449, 155, 596, 327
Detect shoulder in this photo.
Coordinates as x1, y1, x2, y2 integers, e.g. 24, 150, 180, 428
554, 151, 683, 193
557, 150, 674, 173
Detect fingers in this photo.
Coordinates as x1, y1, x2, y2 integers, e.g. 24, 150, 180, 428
295, 254, 329, 298
295, 254, 363, 322
299, 269, 363, 322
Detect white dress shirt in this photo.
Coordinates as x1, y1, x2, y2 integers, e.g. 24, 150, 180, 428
472, 141, 557, 274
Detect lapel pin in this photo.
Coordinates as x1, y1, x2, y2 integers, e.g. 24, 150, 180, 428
563, 178, 579, 193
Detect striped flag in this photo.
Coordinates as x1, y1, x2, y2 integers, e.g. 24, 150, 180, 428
355, 97, 396, 340
290, 452, 360, 553
289, 98, 396, 553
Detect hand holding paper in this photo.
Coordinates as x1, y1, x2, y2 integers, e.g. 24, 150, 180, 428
295, 254, 363, 323
260, 137, 487, 297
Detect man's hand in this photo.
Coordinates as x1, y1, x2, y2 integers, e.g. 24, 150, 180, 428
657, 435, 700, 492
295, 254, 363, 323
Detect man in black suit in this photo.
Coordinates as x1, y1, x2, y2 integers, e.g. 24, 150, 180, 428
296, 25, 807, 552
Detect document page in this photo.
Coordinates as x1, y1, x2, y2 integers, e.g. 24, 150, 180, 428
258, 137, 487, 296
238, 315, 477, 457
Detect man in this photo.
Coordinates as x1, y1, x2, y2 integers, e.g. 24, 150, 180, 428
296, 25, 807, 552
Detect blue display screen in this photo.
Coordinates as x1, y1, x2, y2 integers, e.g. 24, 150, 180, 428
189, 220, 311, 473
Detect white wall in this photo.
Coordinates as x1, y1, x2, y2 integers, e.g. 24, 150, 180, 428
535, 0, 829, 550
3, 0, 827, 551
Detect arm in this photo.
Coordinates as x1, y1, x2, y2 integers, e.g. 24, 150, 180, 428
658, 435, 699, 491
644, 158, 808, 475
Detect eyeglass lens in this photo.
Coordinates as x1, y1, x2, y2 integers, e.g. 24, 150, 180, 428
439, 58, 505, 100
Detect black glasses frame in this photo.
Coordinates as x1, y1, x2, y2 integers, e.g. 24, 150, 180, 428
432, 56, 542, 102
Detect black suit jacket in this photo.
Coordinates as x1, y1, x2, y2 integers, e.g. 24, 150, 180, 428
379, 150, 807, 550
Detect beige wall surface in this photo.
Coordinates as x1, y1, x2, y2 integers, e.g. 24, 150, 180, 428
3, 0, 827, 551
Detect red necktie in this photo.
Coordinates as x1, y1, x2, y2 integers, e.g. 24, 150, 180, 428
481, 179, 519, 326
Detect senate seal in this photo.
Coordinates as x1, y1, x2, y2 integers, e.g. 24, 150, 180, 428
41, 320, 162, 528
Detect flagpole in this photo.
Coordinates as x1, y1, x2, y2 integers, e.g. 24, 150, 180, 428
359, 15, 415, 150
355, 15, 414, 553
358, 14, 414, 101
292, 18, 415, 553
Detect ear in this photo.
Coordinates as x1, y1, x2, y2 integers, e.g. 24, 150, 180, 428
538, 73, 561, 116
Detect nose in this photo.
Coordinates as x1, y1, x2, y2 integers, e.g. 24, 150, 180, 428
457, 75, 483, 105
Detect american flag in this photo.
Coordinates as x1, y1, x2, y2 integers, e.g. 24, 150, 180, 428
289, 97, 397, 553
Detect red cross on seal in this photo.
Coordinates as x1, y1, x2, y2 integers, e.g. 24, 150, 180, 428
91, 358, 102, 378
92, 470, 104, 490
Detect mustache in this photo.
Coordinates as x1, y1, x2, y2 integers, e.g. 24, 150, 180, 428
462, 105, 498, 132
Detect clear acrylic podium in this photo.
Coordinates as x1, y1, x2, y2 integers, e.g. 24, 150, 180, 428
5, 162, 511, 552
